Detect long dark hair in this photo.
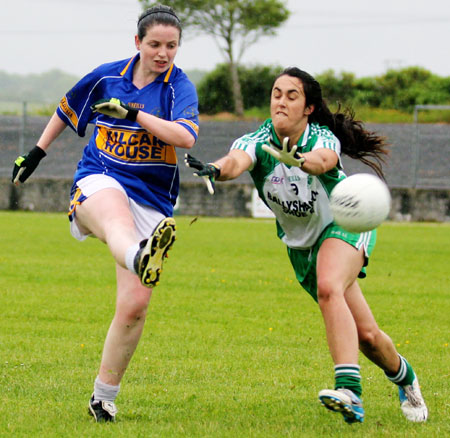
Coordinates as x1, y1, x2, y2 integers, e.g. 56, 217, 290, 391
137, 4, 182, 42
275, 67, 389, 178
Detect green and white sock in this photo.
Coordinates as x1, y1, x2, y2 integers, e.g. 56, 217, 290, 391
385, 354, 415, 386
334, 364, 362, 397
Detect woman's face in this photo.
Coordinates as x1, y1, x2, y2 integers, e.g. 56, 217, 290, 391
270, 75, 313, 139
135, 24, 180, 76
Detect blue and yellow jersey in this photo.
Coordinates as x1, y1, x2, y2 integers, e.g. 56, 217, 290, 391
56, 54, 199, 217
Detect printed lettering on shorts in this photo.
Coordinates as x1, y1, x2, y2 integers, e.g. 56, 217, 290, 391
329, 227, 349, 239
326, 223, 375, 256
94, 125, 177, 164
328, 224, 360, 244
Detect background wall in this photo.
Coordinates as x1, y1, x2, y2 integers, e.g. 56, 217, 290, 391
1, 117, 449, 221
1, 178, 449, 223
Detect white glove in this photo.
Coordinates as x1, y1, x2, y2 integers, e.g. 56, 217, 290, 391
262, 137, 306, 167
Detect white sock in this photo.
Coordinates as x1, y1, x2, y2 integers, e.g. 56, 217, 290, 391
93, 376, 120, 402
125, 242, 140, 274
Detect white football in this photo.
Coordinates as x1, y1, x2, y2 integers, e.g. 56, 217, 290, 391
330, 173, 391, 233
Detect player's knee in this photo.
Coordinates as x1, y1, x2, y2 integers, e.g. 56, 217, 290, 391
317, 277, 341, 305
117, 291, 150, 322
358, 327, 381, 351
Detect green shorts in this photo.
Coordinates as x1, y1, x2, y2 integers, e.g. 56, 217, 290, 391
287, 222, 377, 302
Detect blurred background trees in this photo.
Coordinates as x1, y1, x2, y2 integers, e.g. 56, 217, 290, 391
1, 65, 449, 122
138, 0, 290, 116
196, 64, 450, 116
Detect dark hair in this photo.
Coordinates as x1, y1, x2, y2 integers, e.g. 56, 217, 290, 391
137, 4, 182, 42
274, 67, 389, 178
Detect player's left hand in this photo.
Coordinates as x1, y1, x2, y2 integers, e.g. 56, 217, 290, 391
11, 145, 47, 184
262, 136, 306, 168
184, 153, 221, 195
91, 98, 138, 121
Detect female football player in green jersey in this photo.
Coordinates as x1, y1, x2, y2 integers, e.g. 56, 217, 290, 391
12, 4, 199, 422
186, 67, 428, 424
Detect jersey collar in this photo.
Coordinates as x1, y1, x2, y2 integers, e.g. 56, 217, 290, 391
297, 123, 310, 148
120, 53, 177, 83
269, 122, 310, 147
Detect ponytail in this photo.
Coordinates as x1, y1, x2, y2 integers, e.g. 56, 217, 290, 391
275, 67, 389, 178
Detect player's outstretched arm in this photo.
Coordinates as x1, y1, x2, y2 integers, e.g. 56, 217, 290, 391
185, 150, 252, 195
262, 136, 306, 167
185, 154, 221, 195
91, 98, 138, 121
12, 112, 67, 184
91, 98, 196, 149
12, 146, 46, 184
262, 136, 339, 176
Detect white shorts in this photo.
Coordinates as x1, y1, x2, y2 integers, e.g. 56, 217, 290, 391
70, 174, 166, 241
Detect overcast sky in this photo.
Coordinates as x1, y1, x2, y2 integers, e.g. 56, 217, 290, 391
1, 0, 449, 79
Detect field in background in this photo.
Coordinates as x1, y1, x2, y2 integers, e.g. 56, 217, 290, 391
0, 213, 449, 437
242, 106, 450, 124
1, 100, 450, 124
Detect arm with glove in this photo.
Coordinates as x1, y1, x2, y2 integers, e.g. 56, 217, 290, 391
91, 98, 196, 149
184, 154, 221, 195
12, 113, 67, 184
261, 136, 306, 168
90, 98, 139, 121
262, 135, 339, 175
184, 149, 252, 195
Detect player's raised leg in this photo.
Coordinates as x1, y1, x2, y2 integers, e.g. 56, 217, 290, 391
134, 217, 176, 288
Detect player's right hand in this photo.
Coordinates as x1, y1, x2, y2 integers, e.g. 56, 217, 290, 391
262, 136, 306, 168
91, 98, 138, 121
12, 145, 47, 184
184, 153, 221, 195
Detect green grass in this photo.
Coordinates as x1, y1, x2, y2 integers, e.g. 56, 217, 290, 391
0, 212, 449, 437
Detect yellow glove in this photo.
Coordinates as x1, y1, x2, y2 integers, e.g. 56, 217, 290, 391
91, 98, 138, 121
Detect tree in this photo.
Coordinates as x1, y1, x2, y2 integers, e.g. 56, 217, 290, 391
315, 70, 357, 106
197, 63, 281, 114
138, 0, 290, 116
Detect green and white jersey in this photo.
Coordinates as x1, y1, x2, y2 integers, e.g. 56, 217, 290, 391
231, 119, 346, 249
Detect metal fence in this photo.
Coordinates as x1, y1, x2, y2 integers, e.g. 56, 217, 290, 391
0, 105, 449, 189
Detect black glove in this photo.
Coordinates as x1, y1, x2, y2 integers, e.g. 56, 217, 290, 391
184, 153, 221, 195
12, 146, 47, 184
90, 98, 138, 121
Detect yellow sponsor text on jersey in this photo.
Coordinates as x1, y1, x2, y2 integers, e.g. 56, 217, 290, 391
95, 126, 177, 164
59, 96, 79, 129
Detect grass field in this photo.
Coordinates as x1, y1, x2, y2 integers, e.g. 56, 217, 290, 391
0, 212, 449, 437
240, 106, 450, 124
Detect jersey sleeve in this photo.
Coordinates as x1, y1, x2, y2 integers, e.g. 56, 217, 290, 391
230, 119, 272, 169
230, 134, 258, 165
310, 124, 341, 155
310, 124, 343, 168
171, 77, 199, 141
56, 67, 109, 137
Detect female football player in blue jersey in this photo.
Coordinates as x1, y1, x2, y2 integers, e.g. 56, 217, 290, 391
12, 4, 198, 422
186, 67, 428, 425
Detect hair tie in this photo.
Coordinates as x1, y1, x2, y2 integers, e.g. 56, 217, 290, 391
138, 8, 180, 25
